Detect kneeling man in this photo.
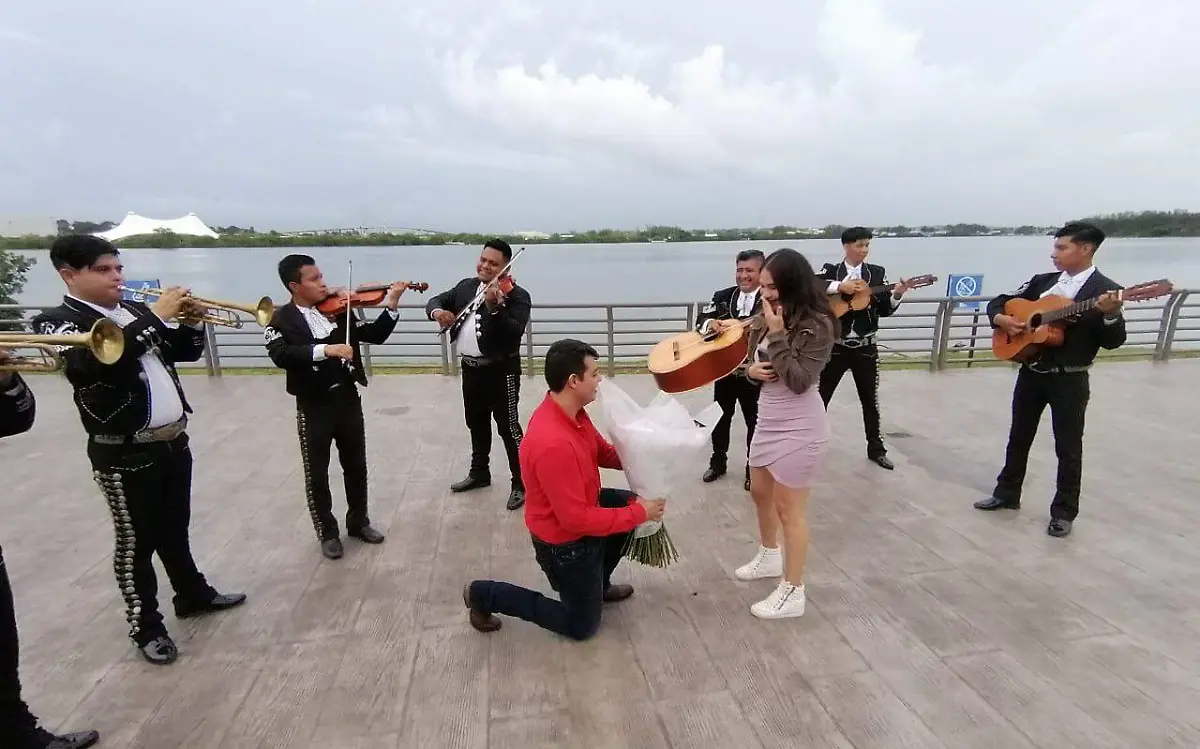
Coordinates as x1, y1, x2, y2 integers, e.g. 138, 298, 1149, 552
463, 339, 665, 640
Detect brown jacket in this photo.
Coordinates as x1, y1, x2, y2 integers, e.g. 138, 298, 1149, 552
745, 311, 836, 395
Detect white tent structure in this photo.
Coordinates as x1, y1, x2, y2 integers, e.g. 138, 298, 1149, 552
94, 212, 220, 242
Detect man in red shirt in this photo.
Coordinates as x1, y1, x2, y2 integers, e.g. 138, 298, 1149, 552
463, 339, 666, 640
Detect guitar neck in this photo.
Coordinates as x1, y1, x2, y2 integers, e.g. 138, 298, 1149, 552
1041, 294, 1105, 323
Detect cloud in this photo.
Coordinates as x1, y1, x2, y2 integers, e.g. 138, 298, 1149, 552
0, 0, 1197, 229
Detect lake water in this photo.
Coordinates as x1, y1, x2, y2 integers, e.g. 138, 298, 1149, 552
12, 236, 1200, 307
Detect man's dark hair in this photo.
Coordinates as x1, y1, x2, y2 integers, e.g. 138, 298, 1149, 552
49, 234, 119, 271
1055, 222, 1106, 252
736, 249, 765, 265
278, 253, 316, 288
545, 338, 599, 392
483, 238, 513, 261
840, 226, 873, 245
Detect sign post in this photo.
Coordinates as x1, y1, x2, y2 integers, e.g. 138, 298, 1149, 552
946, 274, 985, 366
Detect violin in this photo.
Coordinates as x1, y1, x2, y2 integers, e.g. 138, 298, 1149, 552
317, 281, 429, 318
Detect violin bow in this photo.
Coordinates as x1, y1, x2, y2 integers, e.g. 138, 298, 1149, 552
442, 246, 526, 336
343, 260, 353, 370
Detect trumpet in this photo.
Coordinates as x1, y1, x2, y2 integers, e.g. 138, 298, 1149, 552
119, 286, 275, 328
0, 319, 125, 372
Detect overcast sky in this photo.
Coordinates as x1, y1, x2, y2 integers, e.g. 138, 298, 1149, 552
1, 0, 1196, 232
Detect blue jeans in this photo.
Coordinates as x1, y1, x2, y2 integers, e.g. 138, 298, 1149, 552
469, 488, 635, 640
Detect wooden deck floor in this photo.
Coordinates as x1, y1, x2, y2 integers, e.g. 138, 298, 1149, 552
2, 361, 1198, 748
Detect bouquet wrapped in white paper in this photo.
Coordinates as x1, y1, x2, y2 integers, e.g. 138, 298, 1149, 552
596, 378, 724, 567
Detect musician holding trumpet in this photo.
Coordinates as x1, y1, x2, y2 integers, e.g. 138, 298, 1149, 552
30, 235, 245, 667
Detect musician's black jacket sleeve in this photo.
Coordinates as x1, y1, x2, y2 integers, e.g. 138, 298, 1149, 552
30, 302, 203, 384
426, 280, 471, 319
479, 285, 531, 342
986, 274, 1044, 328
695, 289, 727, 333
354, 308, 399, 345
0, 373, 35, 438
873, 266, 900, 318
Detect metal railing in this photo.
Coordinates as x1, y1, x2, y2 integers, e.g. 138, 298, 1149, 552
2, 291, 1196, 377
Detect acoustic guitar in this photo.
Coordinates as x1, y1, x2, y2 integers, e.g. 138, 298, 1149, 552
991, 278, 1174, 362
647, 319, 753, 394
830, 274, 938, 317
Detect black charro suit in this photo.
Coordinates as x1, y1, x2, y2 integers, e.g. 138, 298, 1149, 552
816, 261, 901, 467
695, 285, 762, 487
0, 373, 100, 749
426, 277, 532, 503
976, 268, 1126, 533
30, 296, 239, 663
264, 302, 398, 548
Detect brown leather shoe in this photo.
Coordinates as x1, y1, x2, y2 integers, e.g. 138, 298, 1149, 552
463, 583, 501, 632
603, 584, 634, 602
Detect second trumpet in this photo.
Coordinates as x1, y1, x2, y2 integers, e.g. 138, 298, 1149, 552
120, 286, 275, 328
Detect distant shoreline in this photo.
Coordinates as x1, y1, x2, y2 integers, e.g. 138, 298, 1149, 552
3, 210, 1198, 250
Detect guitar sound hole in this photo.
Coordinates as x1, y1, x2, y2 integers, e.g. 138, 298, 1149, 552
1028, 313, 1042, 327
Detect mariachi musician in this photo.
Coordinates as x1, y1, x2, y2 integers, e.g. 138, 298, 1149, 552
0, 357, 100, 748
426, 239, 532, 512
30, 234, 245, 667
263, 253, 407, 560
817, 226, 911, 470
695, 249, 765, 491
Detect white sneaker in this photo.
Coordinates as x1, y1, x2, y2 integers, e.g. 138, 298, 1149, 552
733, 545, 783, 581
750, 581, 806, 619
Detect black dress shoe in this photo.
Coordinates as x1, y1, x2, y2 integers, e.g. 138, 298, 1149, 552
702, 466, 726, 483
463, 583, 501, 632
1047, 518, 1072, 537
139, 635, 178, 665
506, 488, 525, 511
175, 592, 247, 619
869, 454, 895, 470
974, 496, 1020, 511
44, 730, 100, 749
451, 474, 491, 492
321, 538, 344, 559
349, 525, 385, 544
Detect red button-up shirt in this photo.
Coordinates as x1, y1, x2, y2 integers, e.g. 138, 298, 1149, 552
520, 393, 648, 544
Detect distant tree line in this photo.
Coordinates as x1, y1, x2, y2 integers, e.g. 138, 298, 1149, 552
0, 210, 1197, 252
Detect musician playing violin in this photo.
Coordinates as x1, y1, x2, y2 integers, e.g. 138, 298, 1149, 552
264, 253, 408, 559
427, 239, 532, 511
975, 222, 1126, 538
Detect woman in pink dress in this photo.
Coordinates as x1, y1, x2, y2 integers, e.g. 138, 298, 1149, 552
709, 248, 836, 619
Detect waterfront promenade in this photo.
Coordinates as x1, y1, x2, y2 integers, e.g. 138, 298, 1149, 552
2, 362, 1198, 748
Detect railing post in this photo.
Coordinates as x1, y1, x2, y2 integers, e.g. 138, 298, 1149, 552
203, 323, 221, 377
929, 301, 947, 371
525, 318, 534, 376
1158, 290, 1190, 362
606, 306, 616, 376
440, 334, 450, 375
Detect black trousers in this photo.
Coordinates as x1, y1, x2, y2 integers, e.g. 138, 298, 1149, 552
0, 544, 48, 748
295, 387, 371, 542
710, 372, 759, 469
470, 489, 633, 641
993, 367, 1090, 521
87, 433, 217, 647
818, 342, 886, 457
461, 359, 523, 487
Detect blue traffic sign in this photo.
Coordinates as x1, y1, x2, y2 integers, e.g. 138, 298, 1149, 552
946, 273, 984, 310
121, 279, 160, 303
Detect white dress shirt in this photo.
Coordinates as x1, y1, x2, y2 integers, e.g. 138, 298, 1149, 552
1041, 265, 1096, 301
735, 289, 758, 317
303, 304, 399, 360
826, 261, 901, 338
70, 295, 188, 428
431, 283, 488, 357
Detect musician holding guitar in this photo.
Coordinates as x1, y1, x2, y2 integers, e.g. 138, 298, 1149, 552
695, 249, 765, 491
977, 222, 1153, 538
817, 227, 919, 470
